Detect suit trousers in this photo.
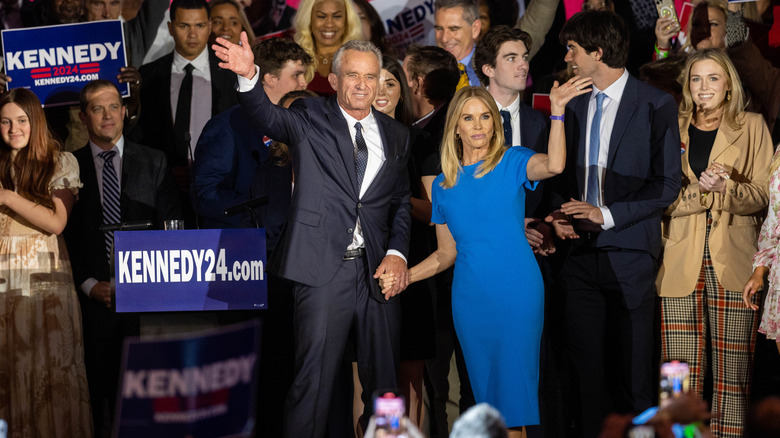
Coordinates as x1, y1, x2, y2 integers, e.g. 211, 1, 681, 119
660, 214, 759, 438
562, 243, 656, 438
283, 255, 401, 438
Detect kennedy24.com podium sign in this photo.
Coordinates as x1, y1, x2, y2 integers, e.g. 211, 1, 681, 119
1, 20, 129, 107
113, 228, 268, 312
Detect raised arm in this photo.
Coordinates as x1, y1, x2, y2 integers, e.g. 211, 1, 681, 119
526, 75, 592, 181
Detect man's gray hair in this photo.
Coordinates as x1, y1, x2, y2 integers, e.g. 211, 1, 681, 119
450, 404, 508, 438
434, 0, 479, 24
332, 40, 383, 76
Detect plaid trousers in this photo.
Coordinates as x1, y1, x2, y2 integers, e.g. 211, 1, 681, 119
660, 214, 760, 438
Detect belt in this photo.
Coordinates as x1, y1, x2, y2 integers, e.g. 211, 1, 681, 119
343, 247, 366, 260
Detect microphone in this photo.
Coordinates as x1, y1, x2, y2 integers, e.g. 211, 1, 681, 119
100, 220, 154, 232
223, 196, 269, 217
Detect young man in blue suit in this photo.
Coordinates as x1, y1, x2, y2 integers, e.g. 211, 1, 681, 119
548, 11, 682, 437
192, 38, 311, 229
214, 36, 411, 438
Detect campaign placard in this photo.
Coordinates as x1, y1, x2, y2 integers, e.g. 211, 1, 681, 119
113, 321, 260, 438
114, 228, 267, 312
1, 20, 129, 107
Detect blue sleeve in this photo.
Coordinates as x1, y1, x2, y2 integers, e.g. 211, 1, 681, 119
430, 174, 446, 225
506, 146, 539, 191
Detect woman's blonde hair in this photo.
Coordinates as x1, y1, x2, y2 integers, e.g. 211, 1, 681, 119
440, 86, 507, 189
293, 0, 363, 61
679, 48, 746, 130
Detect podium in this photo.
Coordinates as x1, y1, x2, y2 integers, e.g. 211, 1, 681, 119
112, 228, 267, 312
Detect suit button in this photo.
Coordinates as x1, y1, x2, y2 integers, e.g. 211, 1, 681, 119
357, 202, 362, 209
347, 228, 354, 233
713, 221, 719, 227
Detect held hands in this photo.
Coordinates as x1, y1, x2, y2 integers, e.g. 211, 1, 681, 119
549, 75, 593, 115
655, 17, 680, 49
525, 218, 556, 255
699, 162, 729, 194
213, 31, 256, 80
0, 73, 11, 94
373, 254, 409, 300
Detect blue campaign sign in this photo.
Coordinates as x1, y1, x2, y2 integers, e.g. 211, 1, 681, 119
114, 228, 268, 312
1, 20, 129, 107
113, 320, 260, 438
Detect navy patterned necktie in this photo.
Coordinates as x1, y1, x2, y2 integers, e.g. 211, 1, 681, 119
354, 122, 368, 190
99, 149, 120, 262
500, 110, 512, 146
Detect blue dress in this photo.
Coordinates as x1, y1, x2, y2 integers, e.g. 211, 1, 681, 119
431, 146, 544, 426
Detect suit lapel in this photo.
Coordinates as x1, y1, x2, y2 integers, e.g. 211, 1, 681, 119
362, 110, 393, 196
607, 75, 638, 168
709, 119, 743, 164
161, 54, 174, 127
121, 143, 138, 217
519, 103, 533, 150
326, 98, 360, 197
575, 93, 589, 195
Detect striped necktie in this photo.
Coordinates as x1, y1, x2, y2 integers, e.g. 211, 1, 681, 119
99, 150, 121, 262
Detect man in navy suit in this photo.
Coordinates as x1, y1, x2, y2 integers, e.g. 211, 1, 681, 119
474, 26, 552, 253
214, 36, 411, 438
192, 38, 311, 229
549, 11, 681, 437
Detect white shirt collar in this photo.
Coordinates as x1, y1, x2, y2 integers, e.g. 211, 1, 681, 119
493, 93, 521, 118
339, 105, 376, 130
591, 68, 629, 104
172, 47, 209, 74
90, 135, 125, 159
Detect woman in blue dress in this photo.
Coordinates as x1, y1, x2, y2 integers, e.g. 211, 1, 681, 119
382, 82, 590, 434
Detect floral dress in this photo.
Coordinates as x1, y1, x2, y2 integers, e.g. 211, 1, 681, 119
753, 148, 780, 340
0, 152, 92, 437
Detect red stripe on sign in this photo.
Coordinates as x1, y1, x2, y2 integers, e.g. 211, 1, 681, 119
81, 69, 100, 73
31, 68, 51, 74
409, 23, 424, 37
79, 63, 99, 68
31, 74, 51, 79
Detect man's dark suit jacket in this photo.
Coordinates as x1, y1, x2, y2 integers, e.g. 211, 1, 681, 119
238, 84, 412, 302
192, 105, 268, 229
65, 141, 181, 287
518, 101, 549, 218
556, 74, 682, 258
134, 50, 238, 165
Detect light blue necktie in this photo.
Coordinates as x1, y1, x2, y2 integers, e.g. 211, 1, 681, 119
586, 92, 606, 205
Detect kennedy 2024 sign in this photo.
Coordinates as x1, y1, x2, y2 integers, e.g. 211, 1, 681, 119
1, 20, 129, 107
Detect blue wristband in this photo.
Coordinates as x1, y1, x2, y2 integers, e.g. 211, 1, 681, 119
550, 114, 564, 122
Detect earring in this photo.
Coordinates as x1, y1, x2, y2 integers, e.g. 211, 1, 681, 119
726, 90, 732, 101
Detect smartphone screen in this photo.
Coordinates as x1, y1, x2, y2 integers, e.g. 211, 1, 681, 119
659, 360, 690, 407
374, 392, 405, 431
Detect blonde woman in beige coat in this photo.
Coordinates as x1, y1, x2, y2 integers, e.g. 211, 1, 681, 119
656, 49, 773, 438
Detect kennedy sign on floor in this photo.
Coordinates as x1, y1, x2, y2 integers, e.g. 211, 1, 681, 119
1, 20, 129, 107
113, 321, 260, 438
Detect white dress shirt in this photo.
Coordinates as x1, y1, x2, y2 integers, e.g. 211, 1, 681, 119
584, 69, 629, 230
81, 137, 125, 297
170, 48, 212, 161
237, 67, 405, 261
493, 93, 522, 147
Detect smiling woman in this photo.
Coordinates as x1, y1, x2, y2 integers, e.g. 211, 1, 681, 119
209, 0, 256, 46
292, 0, 363, 95
657, 48, 773, 438
0, 88, 91, 437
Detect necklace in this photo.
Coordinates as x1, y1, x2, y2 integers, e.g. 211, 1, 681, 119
318, 54, 333, 64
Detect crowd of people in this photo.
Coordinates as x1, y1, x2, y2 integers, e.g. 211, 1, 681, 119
2, 0, 780, 437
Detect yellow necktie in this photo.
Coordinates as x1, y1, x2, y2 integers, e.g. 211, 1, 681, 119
457, 63, 470, 91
